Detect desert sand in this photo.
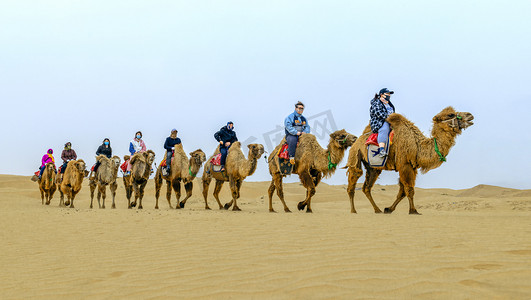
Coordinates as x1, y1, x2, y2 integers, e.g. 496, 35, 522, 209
1, 174, 530, 299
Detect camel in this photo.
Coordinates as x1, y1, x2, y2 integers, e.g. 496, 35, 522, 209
59, 159, 87, 208
89, 155, 121, 209
345, 106, 474, 214
123, 150, 155, 209
268, 129, 357, 213
39, 163, 56, 205
202, 142, 265, 211
154, 145, 206, 209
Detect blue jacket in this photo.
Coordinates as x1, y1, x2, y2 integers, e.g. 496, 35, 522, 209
284, 111, 310, 136
214, 126, 238, 145
370, 97, 395, 133
164, 137, 181, 151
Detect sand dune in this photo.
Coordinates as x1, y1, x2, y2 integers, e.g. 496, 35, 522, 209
1, 174, 530, 299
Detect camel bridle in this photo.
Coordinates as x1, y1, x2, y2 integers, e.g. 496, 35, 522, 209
441, 114, 465, 130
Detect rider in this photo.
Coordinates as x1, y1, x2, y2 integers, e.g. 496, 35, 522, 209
284, 101, 310, 165
39, 149, 57, 179
214, 122, 238, 171
163, 129, 181, 174
92, 138, 112, 177
370, 88, 395, 158
125, 131, 146, 176
60, 142, 77, 174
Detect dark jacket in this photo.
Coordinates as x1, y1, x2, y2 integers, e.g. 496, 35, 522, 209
214, 126, 238, 145
61, 149, 77, 163
164, 137, 181, 151
96, 145, 112, 158
370, 97, 395, 133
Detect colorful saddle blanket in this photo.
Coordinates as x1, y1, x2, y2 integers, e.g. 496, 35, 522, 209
120, 161, 128, 173
210, 153, 222, 166
278, 143, 289, 159
365, 131, 394, 146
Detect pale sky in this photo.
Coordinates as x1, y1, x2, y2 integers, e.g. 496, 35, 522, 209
1, 0, 530, 189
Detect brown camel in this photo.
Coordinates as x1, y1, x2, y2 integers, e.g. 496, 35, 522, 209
202, 142, 265, 211
39, 163, 56, 205
154, 145, 206, 209
268, 129, 357, 213
124, 150, 155, 209
89, 155, 121, 209
345, 106, 474, 214
59, 159, 87, 208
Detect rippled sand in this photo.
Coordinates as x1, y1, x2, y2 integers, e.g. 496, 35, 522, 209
1, 175, 530, 299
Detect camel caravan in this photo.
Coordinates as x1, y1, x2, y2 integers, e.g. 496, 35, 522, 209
31, 92, 474, 213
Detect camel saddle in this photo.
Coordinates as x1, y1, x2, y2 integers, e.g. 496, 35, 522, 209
120, 161, 128, 173
159, 151, 175, 167
367, 140, 390, 167
365, 131, 394, 146
278, 143, 289, 159
210, 153, 222, 166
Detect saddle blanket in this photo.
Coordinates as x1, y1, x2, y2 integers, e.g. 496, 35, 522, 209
210, 153, 222, 166
367, 142, 389, 167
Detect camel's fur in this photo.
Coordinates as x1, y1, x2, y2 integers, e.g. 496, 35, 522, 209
89, 155, 121, 209
202, 142, 265, 211
39, 163, 56, 205
154, 145, 206, 209
268, 129, 357, 213
59, 159, 87, 208
124, 150, 155, 209
345, 106, 474, 214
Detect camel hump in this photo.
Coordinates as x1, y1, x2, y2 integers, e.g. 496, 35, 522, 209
299, 133, 317, 143
387, 113, 411, 129
231, 141, 241, 148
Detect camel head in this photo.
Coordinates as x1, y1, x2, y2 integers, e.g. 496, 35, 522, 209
189, 149, 207, 166
143, 150, 156, 165
45, 162, 55, 173
329, 129, 357, 149
247, 143, 265, 159
111, 156, 121, 169
433, 106, 474, 135
75, 159, 87, 176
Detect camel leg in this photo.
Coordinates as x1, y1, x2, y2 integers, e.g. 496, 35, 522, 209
346, 167, 363, 213
132, 183, 140, 208
179, 182, 193, 208
385, 166, 419, 214
384, 181, 406, 214
213, 180, 225, 210
49, 184, 56, 205
110, 181, 117, 209
231, 179, 242, 211
267, 180, 276, 212
272, 173, 290, 213
59, 189, 65, 207
297, 170, 316, 213
69, 191, 78, 208
138, 181, 147, 209
126, 185, 133, 209
172, 179, 181, 209
224, 178, 237, 210
100, 185, 107, 209
202, 175, 212, 210
89, 181, 96, 208
165, 180, 173, 209
154, 174, 161, 209
40, 188, 44, 205
362, 167, 383, 213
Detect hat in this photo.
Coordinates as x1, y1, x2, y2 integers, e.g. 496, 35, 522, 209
171, 128, 177, 132
379, 88, 394, 95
